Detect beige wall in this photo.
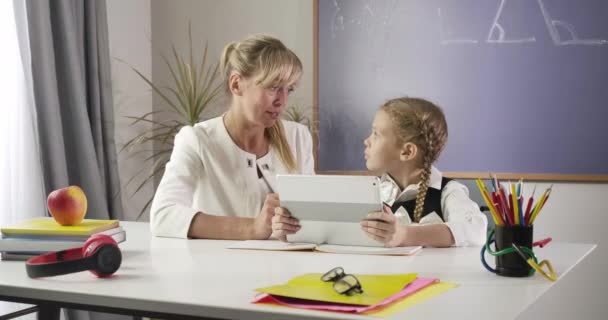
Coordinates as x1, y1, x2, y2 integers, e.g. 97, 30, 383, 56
151, 0, 314, 119
107, 0, 153, 221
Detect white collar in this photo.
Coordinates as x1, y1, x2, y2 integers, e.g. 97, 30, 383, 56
218, 114, 273, 162
380, 166, 443, 205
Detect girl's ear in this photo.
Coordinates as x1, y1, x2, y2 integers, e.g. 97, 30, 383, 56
229, 72, 244, 96
400, 142, 418, 162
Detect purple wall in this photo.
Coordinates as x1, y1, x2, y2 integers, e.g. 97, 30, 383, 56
318, 0, 608, 175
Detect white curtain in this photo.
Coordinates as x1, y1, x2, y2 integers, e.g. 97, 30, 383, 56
0, 0, 45, 318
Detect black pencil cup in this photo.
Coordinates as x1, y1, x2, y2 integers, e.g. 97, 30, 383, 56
495, 225, 533, 277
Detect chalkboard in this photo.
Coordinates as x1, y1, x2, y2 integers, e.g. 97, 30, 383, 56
315, 0, 608, 180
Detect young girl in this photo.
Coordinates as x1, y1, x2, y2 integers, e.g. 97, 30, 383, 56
272, 97, 486, 247
359, 97, 487, 247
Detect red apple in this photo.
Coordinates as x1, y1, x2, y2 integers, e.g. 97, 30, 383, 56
47, 186, 88, 226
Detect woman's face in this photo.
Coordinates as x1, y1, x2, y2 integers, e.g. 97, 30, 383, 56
239, 77, 295, 128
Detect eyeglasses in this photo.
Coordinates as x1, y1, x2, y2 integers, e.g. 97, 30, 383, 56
321, 267, 363, 296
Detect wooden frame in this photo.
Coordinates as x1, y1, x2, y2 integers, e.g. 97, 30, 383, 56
312, 0, 320, 175
311, 0, 607, 182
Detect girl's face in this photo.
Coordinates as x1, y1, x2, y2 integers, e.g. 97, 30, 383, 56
239, 77, 294, 128
363, 110, 403, 173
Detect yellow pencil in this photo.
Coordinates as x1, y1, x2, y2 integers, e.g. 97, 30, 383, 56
511, 183, 519, 225
475, 180, 495, 220
528, 196, 543, 224
529, 194, 546, 224
476, 179, 503, 226
529, 186, 553, 224
484, 190, 505, 226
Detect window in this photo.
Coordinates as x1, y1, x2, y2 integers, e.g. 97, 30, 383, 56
0, 1, 45, 318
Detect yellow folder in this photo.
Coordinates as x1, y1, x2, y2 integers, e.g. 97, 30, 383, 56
365, 282, 459, 317
1, 218, 119, 237
256, 273, 417, 306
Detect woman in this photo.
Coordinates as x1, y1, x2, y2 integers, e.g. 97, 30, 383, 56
150, 34, 314, 239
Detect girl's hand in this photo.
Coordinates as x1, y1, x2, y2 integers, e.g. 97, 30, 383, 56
271, 207, 301, 242
252, 193, 280, 239
360, 205, 404, 247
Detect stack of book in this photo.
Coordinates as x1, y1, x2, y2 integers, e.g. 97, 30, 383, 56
0, 218, 125, 260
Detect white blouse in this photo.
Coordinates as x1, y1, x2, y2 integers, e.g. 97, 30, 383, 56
150, 116, 315, 238
380, 166, 488, 247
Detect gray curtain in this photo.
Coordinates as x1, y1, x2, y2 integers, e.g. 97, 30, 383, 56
25, 0, 126, 319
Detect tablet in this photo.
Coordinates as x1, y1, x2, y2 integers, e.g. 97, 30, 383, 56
276, 174, 384, 247
276, 174, 382, 222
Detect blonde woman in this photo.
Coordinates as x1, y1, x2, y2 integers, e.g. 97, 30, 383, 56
150, 34, 313, 239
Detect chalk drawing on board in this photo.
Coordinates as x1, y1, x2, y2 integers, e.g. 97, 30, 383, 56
487, 0, 536, 44
329, 0, 398, 82
537, 0, 608, 46
372, 0, 398, 82
318, 0, 608, 176
331, 0, 398, 38
349, 0, 373, 28
330, 0, 344, 39
438, 8, 478, 45
381, 0, 398, 26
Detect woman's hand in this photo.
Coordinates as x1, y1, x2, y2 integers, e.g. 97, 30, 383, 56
360, 205, 405, 247
252, 193, 280, 240
271, 207, 301, 242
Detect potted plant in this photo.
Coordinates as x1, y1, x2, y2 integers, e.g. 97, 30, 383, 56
119, 26, 223, 220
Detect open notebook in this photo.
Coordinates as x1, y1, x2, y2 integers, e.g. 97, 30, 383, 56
228, 240, 422, 256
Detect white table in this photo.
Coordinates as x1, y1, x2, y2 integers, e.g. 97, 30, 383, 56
0, 222, 596, 319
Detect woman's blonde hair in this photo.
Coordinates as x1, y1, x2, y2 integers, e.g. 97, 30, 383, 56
381, 97, 448, 222
220, 34, 302, 172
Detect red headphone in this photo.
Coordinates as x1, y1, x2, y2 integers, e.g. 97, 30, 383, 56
26, 234, 122, 278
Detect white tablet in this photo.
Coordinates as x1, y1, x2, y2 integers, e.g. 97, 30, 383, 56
276, 174, 384, 247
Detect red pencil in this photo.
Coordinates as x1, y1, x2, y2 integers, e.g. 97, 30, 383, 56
523, 196, 534, 225
492, 192, 506, 225
508, 194, 514, 224
490, 192, 506, 225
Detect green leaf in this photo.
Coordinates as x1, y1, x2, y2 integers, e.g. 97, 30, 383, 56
130, 157, 168, 198
142, 148, 172, 162
125, 110, 166, 125
116, 58, 186, 118
172, 46, 192, 118
125, 115, 174, 128
135, 196, 154, 221
165, 86, 189, 116
161, 53, 186, 97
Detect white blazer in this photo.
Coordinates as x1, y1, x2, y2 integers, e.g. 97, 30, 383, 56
150, 116, 314, 238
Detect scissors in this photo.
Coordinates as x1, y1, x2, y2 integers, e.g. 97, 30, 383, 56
512, 243, 557, 282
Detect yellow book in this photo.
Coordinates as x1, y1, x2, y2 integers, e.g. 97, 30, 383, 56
1, 218, 119, 237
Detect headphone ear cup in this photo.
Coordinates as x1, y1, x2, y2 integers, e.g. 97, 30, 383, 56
90, 245, 122, 277
84, 234, 117, 250
83, 234, 121, 277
